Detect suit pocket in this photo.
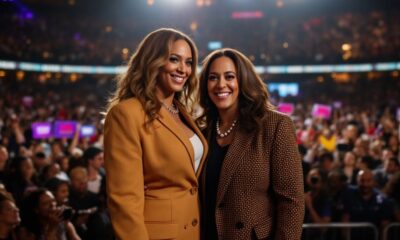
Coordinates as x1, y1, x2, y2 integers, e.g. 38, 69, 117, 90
144, 199, 173, 222
252, 217, 273, 240
146, 223, 178, 240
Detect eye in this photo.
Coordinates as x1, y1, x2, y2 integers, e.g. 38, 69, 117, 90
185, 60, 193, 67
208, 75, 218, 81
225, 74, 236, 80
169, 56, 179, 63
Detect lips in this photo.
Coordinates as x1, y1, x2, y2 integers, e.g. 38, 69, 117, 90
215, 92, 232, 99
171, 73, 186, 84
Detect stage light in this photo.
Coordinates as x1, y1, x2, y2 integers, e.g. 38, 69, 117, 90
16, 71, 24, 81
342, 43, 351, 51
276, 0, 284, 8
122, 48, 129, 55
283, 42, 289, 49
190, 22, 198, 31
105, 26, 113, 33
147, 0, 154, 6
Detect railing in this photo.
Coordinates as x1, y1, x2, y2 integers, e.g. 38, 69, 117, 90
302, 222, 379, 240
382, 222, 400, 240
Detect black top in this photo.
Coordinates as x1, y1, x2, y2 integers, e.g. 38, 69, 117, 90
204, 130, 229, 240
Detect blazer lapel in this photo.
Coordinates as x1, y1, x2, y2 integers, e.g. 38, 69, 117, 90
216, 129, 252, 206
174, 102, 209, 177
157, 103, 195, 170
179, 112, 208, 178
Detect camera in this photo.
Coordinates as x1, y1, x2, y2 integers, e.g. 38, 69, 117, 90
77, 207, 98, 215
310, 176, 320, 185
61, 206, 74, 221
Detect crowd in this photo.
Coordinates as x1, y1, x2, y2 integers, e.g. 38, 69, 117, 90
0, 2, 399, 240
1, 7, 399, 65
0, 71, 399, 239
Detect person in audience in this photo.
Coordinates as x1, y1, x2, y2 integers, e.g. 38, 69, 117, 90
0, 192, 20, 240
19, 188, 80, 240
342, 170, 394, 240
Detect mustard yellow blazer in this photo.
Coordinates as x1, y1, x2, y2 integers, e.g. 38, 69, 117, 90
104, 98, 208, 240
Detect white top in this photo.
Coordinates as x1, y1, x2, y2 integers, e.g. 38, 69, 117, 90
189, 133, 204, 173
87, 174, 102, 194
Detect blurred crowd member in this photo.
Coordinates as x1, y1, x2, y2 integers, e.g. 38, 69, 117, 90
0, 145, 8, 183
374, 156, 400, 189
68, 167, 98, 239
19, 188, 80, 240
383, 171, 400, 222
82, 147, 104, 195
5, 156, 38, 206
303, 168, 332, 240
342, 151, 359, 185
45, 178, 70, 207
342, 170, 394, 240
318, 128, 337, 153
0, 192, 20, 240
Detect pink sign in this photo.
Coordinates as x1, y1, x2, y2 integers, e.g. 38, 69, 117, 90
278, 103, 294, 115
312, 104, 332, 119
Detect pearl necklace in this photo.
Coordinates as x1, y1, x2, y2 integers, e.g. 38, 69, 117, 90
216, 119, 237, 138
162, 102, 179, 114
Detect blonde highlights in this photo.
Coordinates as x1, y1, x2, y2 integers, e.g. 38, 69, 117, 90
106, 28, 199, 122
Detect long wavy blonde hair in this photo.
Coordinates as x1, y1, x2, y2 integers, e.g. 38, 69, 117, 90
106, 28, 199, 122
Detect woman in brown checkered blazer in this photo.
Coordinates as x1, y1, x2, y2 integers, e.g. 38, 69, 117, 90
197, 48, 305, 240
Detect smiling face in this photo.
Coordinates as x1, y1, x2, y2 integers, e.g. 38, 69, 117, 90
0, 199, 20, 227
156, 39, 193, 99
207, 56, 239, 114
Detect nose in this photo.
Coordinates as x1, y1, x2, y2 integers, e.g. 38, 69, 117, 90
177, 61, 185, 73
217, 77, 227, 88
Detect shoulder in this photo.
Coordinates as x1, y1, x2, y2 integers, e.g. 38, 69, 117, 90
261, 108, 294, 130
111, 98, 143, 112
105, 98, 145, 126
107, 98, 144, 117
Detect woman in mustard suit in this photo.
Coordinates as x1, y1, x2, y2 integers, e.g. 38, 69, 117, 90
104, 28, 208, 240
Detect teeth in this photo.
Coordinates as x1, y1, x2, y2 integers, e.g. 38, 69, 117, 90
216, 93, 230, 97
171, 74, 184, 83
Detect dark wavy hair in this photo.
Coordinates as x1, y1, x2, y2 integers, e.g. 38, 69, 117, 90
197, 48, 274, 134
20, 188, 49, 238
106, 28, 199, 122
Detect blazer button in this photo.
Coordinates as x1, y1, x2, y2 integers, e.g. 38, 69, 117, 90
190, 187, 197, 195
192, 218, 198, 227
235, 221, 244, 229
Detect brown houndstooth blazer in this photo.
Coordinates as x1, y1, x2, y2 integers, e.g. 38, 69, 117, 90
200, 110, 305, 240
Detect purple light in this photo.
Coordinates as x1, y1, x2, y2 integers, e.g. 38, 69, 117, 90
24, 12, 33, 19
74, 33, 81, 41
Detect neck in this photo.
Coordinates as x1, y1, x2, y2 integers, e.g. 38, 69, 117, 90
88, 166, 98, 179
218, 108, 238, 126
0, 224, 12, 238
155, 88, 175, 106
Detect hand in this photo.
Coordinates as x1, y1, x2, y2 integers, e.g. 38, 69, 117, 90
304, 192, 313, 209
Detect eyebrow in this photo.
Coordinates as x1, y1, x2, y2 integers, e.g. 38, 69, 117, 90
209, 71, 236, 75
170, 53, 192, 60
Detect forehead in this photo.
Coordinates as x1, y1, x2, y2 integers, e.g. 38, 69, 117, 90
209, 56, 236, 73
170, 39, 192, 58
40, 192, 55, 202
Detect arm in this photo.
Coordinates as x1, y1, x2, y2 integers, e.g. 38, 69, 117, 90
305, 192, 331, 224
65, 221, 81, 240
68, 123, 81, 155
104, 105, 148, 240
270, 116, 305, 240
